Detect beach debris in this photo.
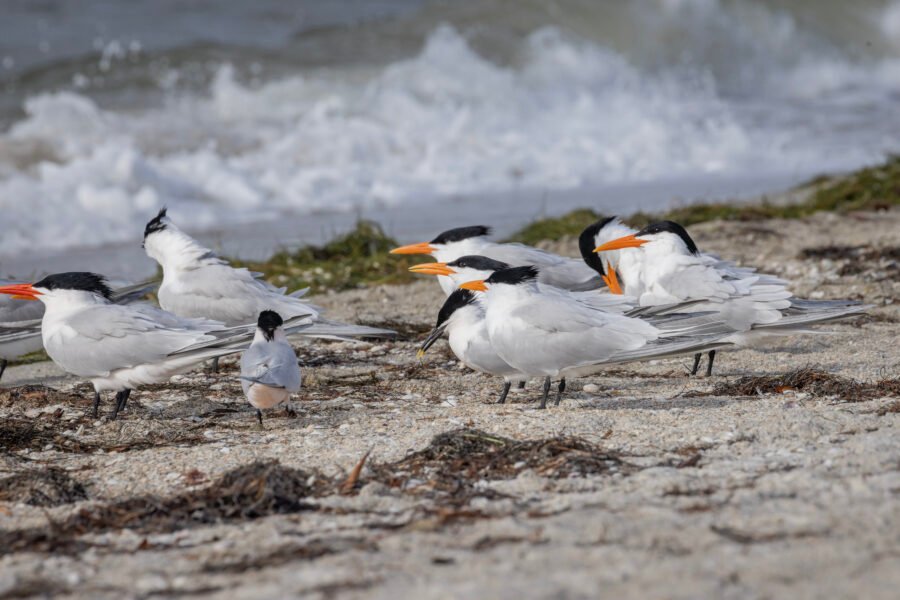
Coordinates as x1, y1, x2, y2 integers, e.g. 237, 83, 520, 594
707, 368, 900, 401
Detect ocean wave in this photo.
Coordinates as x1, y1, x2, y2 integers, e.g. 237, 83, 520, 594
0, 13, 899, 258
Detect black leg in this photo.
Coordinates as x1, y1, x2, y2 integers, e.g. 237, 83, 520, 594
516, 381, 526, 390
256, 409, 263, 426
554, 378, 567, 406
497, 381, 511, 404
706, 350, 717, 377
92, 390, 101, 418
539, 376, 551, 409
690, 353, 702, 376
0, 358, 6, 381
210, 357, 220, 374
119, 388, 131, 410
110, 389, 131, 420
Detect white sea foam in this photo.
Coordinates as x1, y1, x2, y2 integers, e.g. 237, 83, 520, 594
0, 19, 898, 258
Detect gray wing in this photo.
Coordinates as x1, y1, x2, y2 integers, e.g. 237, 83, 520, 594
160, 263, 318, 325
45, 304, 220, 377
240, 341, 301, 393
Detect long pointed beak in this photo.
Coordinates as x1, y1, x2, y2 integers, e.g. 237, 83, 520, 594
409, 262, 456, 276
390, 242, 437, 255
417, 324, 447, 358
459, 280, 488, 292
0, 283, 42, 301
602, 263, 623, 295
594, 233, 648, 253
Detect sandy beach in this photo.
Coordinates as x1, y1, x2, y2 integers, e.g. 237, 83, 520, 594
1, 209, 898, 598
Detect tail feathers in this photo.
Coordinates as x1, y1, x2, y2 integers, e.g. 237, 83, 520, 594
604, 335, 732, 365
755, 303, 871, 331
287, 319, 396, 341
626, 299, 706, 318
169, 314, 313, 355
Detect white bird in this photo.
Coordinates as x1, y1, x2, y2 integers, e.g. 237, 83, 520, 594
142, 208, 393, 353
588, 218, 868, 375
390, 225, 603, 295
240, 310, 302, 426
0, 273, 308, 418
0, 278, 157, 382
418, 288, 526, 404
459, 266, 733, 407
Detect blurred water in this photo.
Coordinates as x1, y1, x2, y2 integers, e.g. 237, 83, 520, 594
1, 0, 899, 276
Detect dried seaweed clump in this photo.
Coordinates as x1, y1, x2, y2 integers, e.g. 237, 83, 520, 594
0, 468, 88, 507
711, 368, 900, 402
370, 429, 628, 500
0, 461, 323, 555
0, 385, 86, 409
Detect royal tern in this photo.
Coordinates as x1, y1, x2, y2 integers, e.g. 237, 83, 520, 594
0, 279, 157, 382
142, 208, 393, 369
391, 225, 603, 295
240, 310, 302, 425
418, 288, 526, 403
590, 219, 868, 375
459, 266, 732, 407
0, 273, 308, 418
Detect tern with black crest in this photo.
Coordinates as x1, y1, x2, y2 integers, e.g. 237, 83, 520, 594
0, 273, 308, 418
391, 225, 603, 294
589, 218, 869, 375
459, 266, 733, 408
142, 208, 393, 370
0, 278, 157, 382
241, 310, 302, 426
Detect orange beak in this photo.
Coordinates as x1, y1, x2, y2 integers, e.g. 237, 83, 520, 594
390, 242, 437, 255
409, 262, 456, 276
602, 263, 623, 295
459, 280, 488, 292
594, 233, 648, 253
0, 283, 42, 301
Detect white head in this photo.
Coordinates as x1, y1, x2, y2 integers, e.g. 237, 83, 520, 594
142, 207, 212, 269
390, 225, 492, 263
408, 254, 511, 290
593, 220, 700, 259
0, 272, 112, 313
418, 288, 481, 356
459, 265, 541, 300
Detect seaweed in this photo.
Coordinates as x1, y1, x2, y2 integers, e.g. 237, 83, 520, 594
706, 368, 900, 402
0, 467, 88, 507
367, 428, 629, 503
0, 461, 323, 555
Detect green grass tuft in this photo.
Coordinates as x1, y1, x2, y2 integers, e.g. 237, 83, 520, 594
235, 221, 420, 294
506, 156, 900, 241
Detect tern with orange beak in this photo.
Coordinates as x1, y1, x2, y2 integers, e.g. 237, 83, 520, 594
392, 225, 603, 295
588, 219, 869, 375
0, 278, 156, 382
0, 273, 308, 418
458, 266, 734, 408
